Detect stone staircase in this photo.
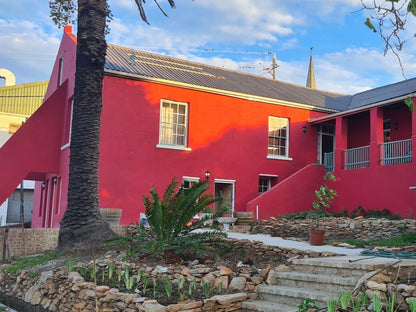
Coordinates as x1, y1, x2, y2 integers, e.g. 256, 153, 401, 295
242, 256, 399, 312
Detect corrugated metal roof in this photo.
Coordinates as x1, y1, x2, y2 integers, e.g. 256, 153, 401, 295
349, 77, 416, 109
0, 81, 48, 115
105, 45, 350, 111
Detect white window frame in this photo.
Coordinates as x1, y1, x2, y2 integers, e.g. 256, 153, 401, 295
258, 174, 278, 194
61, 100, 73, 151
182, 176, 200, 189
58, 53, 64, 86
157, 99, 191, 151
267, 116, 292, 160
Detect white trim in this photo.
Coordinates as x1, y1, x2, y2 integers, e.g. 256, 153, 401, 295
159, 99, 189, 148
268, 116, 290, 159
259, 174, 278, 177
61, 143, 70, 150
214, 179, 236, 183
182, 176, 200, 182
156, 144, 191, 151
267, 155, 293, 161
58, 53, 64, 86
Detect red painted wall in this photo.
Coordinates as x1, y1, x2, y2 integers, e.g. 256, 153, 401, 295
347, 112, 370, 148
98, 76, 320, 224
332, 162, 416, 218
247, 164, 327, 219
0, 83, 67, 212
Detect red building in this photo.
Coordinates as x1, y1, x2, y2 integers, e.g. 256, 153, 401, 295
0, 27, 415, 228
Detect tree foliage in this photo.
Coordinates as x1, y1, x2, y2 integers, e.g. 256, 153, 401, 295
362, 0, 416, 56
361, 0, 416, 112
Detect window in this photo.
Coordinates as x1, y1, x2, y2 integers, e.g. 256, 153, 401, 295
383, 119, 391, 142
258, 175, 278, 194
158, 100, 189, 149
58, 54, 64, 86
259, 177, 270, 194
182, 176, 199, 189
268, 117, 289, 158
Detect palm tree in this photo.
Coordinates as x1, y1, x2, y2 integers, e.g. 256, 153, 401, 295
51, 0, 176, 251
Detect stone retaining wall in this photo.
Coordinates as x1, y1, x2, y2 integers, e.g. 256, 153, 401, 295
252, 217, 416, 242
0, 226, 128, 258
361, 263, 416, 311
0, 237, 340, 312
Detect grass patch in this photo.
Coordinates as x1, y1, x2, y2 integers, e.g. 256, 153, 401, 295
343, 233, 416, 248
4, 252, 62, 274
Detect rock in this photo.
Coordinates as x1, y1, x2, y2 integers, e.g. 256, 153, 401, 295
219, 266, 233, 276
181, 267, 191, 276
202, 272, 216, 285
229, 277, 246, 291
156, 266, 168, 273
367, 281, 387, 292
142, 301, 168, 312
214, 276, 229, 289
211, 293, 247, 305
370, 273, 392, 283
96, 285, 110, 292
265, 270, 277, 285
168, 300, 202, 312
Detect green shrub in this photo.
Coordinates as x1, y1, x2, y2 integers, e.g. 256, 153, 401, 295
4, 252, 62, 274
134, 178, 227, 257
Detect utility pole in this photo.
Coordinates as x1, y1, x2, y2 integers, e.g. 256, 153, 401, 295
272, 53, 278, 80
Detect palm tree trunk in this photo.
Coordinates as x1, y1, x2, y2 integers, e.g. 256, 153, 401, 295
57, 0, 117, 251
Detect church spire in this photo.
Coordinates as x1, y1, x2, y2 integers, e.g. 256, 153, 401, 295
306, 47, 316, 89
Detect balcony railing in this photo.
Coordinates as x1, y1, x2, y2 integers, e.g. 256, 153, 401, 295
344, 145, 370, 170
323, 152, 334, 172
380, 139, 412, 165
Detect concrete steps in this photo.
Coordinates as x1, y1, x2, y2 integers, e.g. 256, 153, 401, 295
243, 255, 400, 312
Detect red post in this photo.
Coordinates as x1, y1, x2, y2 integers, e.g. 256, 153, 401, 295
334, 117, 348, 171
369, 107, 383, 167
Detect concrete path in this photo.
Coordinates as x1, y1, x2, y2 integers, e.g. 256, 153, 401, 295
226, 231, 366, 256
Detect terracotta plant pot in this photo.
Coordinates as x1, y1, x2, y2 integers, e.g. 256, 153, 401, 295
309, 229, 325, 246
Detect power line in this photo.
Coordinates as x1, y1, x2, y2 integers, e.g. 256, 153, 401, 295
137, 47, 279, 79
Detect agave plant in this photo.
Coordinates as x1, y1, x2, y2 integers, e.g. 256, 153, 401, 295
140, 178, 226, 255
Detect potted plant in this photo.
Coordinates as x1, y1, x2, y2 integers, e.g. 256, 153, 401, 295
310, 172, 337, 246
220, 204, 232, 217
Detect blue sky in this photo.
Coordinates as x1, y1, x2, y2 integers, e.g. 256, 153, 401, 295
0, 0, 415, 94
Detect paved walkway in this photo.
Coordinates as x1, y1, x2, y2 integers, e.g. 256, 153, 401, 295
226, 231, 366, 256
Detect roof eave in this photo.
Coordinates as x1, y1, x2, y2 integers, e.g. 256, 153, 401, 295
308, 94, 409, 125
104, 69, 339, 113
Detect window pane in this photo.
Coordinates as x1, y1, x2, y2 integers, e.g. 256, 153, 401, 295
268, 116, 289, 157
159, 100, 188, 147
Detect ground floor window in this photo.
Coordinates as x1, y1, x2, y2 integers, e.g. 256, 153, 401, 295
258, 175, 278, 194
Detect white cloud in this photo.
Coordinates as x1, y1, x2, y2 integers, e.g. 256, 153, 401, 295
0, 19, 61, 84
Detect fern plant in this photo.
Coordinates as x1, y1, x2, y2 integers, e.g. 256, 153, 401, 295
139, 178, 226, 256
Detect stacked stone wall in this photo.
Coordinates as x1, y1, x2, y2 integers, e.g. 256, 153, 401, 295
0, 226, 128, 258
252, 217, 416, 242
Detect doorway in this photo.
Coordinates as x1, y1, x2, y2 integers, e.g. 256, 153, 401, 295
214, 180, 235, 214
317, 123, 335, 165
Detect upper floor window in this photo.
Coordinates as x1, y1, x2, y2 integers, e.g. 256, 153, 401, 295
268, 116, 289, 158
158, 100, 189, 149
